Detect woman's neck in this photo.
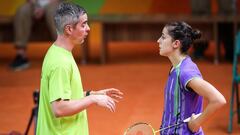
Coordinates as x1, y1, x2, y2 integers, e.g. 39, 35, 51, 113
169, 53, 187, 68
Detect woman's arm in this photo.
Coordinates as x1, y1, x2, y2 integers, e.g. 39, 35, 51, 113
187, 77, 226, 132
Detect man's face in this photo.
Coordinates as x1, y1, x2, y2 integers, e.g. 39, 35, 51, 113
71, 13, 90, 45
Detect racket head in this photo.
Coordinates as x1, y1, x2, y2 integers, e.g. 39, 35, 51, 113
124, 122, 155, 135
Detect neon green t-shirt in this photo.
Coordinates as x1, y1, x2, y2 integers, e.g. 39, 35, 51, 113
36, 44, 89, 135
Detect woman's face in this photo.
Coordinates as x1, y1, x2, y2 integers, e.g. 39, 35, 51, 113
157, 27, 174, 56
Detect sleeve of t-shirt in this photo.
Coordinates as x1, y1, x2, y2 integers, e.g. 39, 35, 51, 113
180, 65, 202, 91
48, 66, 72, 103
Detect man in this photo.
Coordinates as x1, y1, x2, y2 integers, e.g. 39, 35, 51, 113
10, 0, 59, 71
36, 2, 123, 135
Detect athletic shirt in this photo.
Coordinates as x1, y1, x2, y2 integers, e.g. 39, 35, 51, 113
160, 56, 204, 135
36, 44, 89, 135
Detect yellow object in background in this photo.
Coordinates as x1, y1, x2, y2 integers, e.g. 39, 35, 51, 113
0, 0, 25, 16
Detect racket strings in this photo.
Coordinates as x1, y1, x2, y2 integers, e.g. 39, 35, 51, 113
124, 123, 155, 135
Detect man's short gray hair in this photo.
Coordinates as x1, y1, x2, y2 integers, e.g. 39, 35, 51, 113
54, 2, 86, 34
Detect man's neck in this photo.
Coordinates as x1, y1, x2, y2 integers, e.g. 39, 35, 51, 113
54, 35, 74, 52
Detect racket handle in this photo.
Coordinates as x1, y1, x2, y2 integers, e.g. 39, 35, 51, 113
183, 113, 202, 123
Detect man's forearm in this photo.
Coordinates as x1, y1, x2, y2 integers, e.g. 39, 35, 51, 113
51, 96, 95, 118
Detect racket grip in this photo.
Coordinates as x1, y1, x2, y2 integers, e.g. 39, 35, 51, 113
183, 113, 202, 123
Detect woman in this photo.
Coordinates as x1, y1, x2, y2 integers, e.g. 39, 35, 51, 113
157, 22, 226, 134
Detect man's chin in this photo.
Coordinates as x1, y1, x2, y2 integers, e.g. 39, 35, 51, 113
80, 39, 85, 45
76, 40, 84, 45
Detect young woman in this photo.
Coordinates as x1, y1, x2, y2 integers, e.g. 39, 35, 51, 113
157, 22, 226, 135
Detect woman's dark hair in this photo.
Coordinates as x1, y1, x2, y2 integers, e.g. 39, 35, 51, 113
165, 21, 201, 53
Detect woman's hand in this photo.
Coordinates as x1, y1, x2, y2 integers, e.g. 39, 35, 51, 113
188, 113, 201, 133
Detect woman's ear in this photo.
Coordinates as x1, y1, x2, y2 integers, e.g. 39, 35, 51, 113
172, 40, 181, 49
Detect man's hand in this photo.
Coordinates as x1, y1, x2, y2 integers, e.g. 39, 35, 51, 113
92, 88, 123, 102
89, 88, 123, 112
91, 94, 117, 112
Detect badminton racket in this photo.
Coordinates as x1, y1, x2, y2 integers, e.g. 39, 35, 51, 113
124, 113, 201, 135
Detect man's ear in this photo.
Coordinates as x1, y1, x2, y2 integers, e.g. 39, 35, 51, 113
172, 40, 181, 49
64, 24, 73, 35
